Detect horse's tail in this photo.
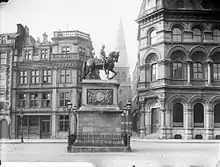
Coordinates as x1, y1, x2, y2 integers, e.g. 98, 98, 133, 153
82, 61, 87, 79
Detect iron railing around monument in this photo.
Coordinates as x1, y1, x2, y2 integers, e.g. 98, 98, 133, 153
72, 132, 125, 147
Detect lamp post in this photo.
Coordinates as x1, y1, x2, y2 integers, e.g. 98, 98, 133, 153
126, 100, 132, 151
19, 109, 24, 143
121, 106, 127, 146
67, 101, 72, 151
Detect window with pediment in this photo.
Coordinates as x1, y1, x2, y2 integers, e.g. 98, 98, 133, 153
41, 49, 49, 59
24, 50, 32, 60
60, 69, 71, 83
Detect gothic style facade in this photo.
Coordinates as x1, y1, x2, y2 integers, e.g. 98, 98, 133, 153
137, 0, 220, 139
9, 24, 93, 139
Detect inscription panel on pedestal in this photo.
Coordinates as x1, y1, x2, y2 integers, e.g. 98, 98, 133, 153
87, 89, 113, 105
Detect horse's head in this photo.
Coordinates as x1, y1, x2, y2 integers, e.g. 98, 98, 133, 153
108, 51, 119, 62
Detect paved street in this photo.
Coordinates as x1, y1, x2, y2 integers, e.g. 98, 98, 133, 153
0, 141, 219, 167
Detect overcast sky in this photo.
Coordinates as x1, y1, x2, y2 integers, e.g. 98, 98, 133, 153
0, 0, 142, 72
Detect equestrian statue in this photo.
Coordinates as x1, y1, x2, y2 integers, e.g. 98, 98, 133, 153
82, 45, 120, 80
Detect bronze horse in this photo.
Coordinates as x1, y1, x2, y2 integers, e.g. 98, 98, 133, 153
82, 51, 120, 80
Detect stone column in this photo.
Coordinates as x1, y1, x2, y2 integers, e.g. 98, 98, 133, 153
184, 108, 193, 139
205, 106, 214, 139
187, 60, 192, 85
206, 60, 213, 86
145, 110, 151, 135
139, 103, 146, 138
159, 108, 166, 139
165, 109, 172, 139
51, 113, 56, 139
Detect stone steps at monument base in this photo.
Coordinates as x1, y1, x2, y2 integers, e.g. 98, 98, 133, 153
68, 146, 130, 152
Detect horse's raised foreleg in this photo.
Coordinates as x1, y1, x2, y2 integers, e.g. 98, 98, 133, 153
108, 70, 117, 80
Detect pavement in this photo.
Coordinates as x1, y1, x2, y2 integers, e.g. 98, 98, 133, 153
0, 141, 219, 167
1, 137, 220, 144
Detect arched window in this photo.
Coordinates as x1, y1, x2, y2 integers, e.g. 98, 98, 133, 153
195, 134, 203, 139
151, 63, 158, 81
173, 103, 183, 127
214, 103, 220, 128
176, 0, 184, 8
212, 52, 220, 80
194, 103, 204, 127
193, 28, 203, 42
173, 62, 183, 79
172, 27, 182, 42
149, 29, 157, 45
174, 134, 182, 139
193, 62, 203, 79
1, 36, 6, 44
213, 29, 220, 41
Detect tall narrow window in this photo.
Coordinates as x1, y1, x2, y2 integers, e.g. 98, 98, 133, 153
173, 62, 183, 79
151, 63, 158, 81
59, 115, 69, 131
1, 36, 6, 44
194, 103, 204, 127
31, 70, 39, 83
19, 71, 28, 84
213, 29, 220, 41
60, 92, 70, 107
41, 49, 48, 59
172, 28, 182, 42
173, 103, 183, 127
30, 93, 38, 108
24, 50, 31, 60
62, 46, 70, 54
149, 30, 157, 45
213, 64, 220, 80
214, 103, 220, 128
193, 28, 202, 42
43, 70, 51, 83
0, 52, 6, 64
19, 93, 27, 107
42, 92, 51, 108
193, 62, 203, 79
60, 69, 71, 83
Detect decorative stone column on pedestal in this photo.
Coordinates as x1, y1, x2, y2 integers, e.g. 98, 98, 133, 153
165, 110, 172, 139
206, 59, 213, 86
205, 106, 214, 140
184, 108, 193, 139
186, 60, 192, 86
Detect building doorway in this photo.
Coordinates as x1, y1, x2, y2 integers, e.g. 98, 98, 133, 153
0, 119, 9, 139
40, 116, 50, 139
151, 108, 159, 133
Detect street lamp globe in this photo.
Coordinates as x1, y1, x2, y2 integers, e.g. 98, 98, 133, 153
67, 101, 72, 110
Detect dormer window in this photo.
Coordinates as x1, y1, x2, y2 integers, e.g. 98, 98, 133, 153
41, 49, 48, 59
24, 50, 32, 60
176, 0, 184, 8
1, 36, 6, 44
62, 46, 70, 54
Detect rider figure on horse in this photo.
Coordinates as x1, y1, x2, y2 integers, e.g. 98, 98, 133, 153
100, 45, 107, 69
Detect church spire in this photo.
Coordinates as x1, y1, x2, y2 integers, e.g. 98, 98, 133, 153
115, 18, 129, 68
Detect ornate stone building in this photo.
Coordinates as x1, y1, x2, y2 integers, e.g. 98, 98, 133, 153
137, 0, 220, 139
114, 19, 131, 109
11, 24, 93, 139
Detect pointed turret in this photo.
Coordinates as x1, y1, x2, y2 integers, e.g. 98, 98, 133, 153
115, 19, 129, 68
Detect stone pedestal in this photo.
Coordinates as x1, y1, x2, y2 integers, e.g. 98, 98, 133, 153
68, 79, 129, 152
